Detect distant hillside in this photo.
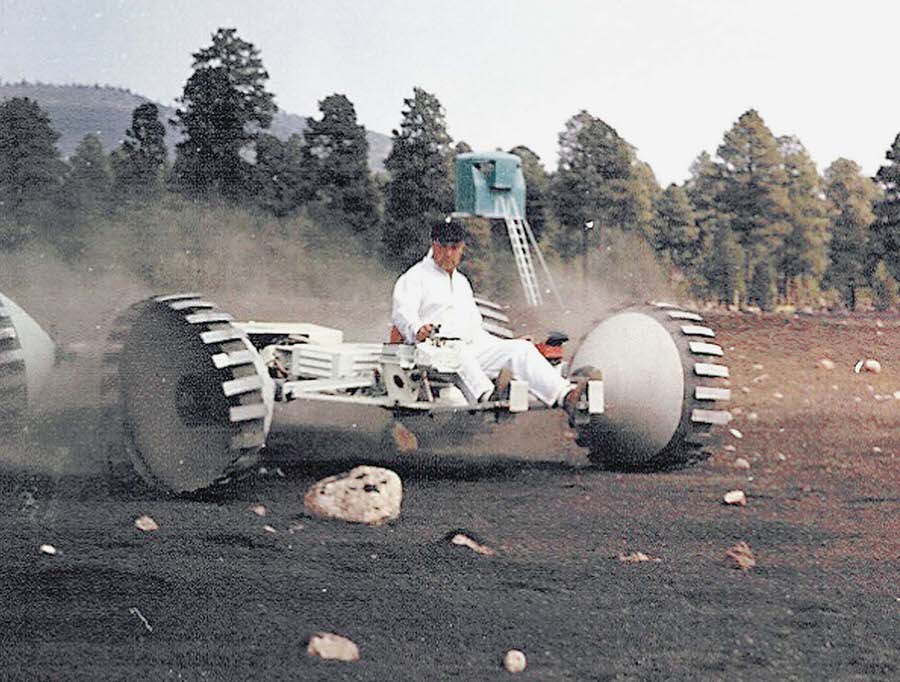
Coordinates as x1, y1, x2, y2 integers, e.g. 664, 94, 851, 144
0, 82, 391, 172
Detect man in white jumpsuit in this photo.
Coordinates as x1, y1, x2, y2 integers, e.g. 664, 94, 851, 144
392, 218, 579, 412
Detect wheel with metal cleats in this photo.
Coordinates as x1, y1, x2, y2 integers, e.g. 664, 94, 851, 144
103, 294, 275, 494
570, 303, 731, 470
0, 295, 27, 435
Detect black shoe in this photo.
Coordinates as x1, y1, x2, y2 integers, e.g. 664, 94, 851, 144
562, 377, 589, 426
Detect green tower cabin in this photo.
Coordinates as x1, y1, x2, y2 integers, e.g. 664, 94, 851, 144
454, 151, 526, 219
454, 151, 559, 307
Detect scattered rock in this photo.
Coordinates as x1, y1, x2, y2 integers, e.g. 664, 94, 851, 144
263, 525, 277, 534
618, 551, 661, 563
733, 458, 750, 470
248, 504, 267, 517
724, 542, 756, 570
723, 444, 737, 452
390, 421, 418, 452
740, 386, 751, 394
729, 428, 743, 439
873, 447, 883, 454
134, 515, 159, 532
447, 531, 496, 556
307, 632, 360, 662
304, 466, 402, 526
723, 490, 747, 506
773, 392, 784, 400
752, 363, 764, 370
775, 452, 788, 461
894, 391, 900, 401
751, 374, 769, 384
863, 359, 882, 374
818, 358, 835, 370
39, 544, 57, 556
747, 412, 759, 422
503, 649, 527, 673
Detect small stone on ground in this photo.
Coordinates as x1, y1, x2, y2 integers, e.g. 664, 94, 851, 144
448, 532, 496, 556
723, 490, 747, 506
134, 515, 159, 532
724, 542, 756, 570
503, 649, 527, 673
307, 632, 360, 662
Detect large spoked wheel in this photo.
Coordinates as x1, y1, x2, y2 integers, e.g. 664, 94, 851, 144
103, 294, 274, 494
0, 296, 27, 436
570, 303, 731, 470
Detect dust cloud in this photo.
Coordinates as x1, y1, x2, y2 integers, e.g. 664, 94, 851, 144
0, 217, 398, 480
0, 212, 675, 481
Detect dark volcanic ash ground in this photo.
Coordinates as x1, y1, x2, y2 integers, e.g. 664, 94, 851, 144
0, 275, 898, 679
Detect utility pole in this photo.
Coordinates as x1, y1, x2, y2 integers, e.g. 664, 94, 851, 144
582, 220, 594, 297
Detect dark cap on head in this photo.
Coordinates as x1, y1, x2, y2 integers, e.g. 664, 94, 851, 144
431, 216, 468, 245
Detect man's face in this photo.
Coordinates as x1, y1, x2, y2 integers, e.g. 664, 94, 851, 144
433, 240, 465, 273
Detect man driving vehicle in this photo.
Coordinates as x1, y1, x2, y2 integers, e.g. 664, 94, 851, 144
391, 216, 584, 418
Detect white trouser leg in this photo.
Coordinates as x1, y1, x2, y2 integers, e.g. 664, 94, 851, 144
473, 338, 572, 406
453, 345, 495, 404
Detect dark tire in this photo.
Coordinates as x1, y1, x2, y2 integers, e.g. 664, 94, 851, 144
570, 303, 731, 470
102, 294, 274, 495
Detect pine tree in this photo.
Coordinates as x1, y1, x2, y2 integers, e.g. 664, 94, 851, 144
715, 110, 791, 299
0, 97, 65, 213
550, 111, 654, 264
112, 102, 167, 198
776, 136, 829, 300
704, 223, 744, 305
748, 260, 776, 310
870, 133, 900, 282
685, 151, 727, 295
823, 158, 879, 310
871, 261, 898, 311
172, 28, 276, 199
301, 94, 377, 230
62, 133, 112, 211
382, 87, 453, 269
509, 145, 550, 240
252, 133, 306, 217
653, 184, 699, 273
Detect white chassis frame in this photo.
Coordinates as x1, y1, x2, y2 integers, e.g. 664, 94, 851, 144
234, 321, 603, 421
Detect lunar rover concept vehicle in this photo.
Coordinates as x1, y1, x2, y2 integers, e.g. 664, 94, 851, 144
0, 152, 732, 494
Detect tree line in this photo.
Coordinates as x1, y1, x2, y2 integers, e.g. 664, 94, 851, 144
0, 27, 897, 311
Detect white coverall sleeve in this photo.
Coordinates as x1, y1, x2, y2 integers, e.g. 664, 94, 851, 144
391, 271, 424, 344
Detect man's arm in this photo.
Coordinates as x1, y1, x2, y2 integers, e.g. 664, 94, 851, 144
391, 270, 425, 344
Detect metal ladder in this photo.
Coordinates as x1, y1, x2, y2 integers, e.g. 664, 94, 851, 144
499, 195, 562, 307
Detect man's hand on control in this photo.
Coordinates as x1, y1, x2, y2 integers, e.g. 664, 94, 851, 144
416, 324, 435, 342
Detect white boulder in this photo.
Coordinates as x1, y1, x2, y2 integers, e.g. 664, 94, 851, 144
304, 466, 402, 526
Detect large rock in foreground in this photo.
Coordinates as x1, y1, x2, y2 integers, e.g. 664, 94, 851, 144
304, 466, 402, 525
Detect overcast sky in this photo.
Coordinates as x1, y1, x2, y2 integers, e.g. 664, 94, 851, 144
1, 0, 898, 184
